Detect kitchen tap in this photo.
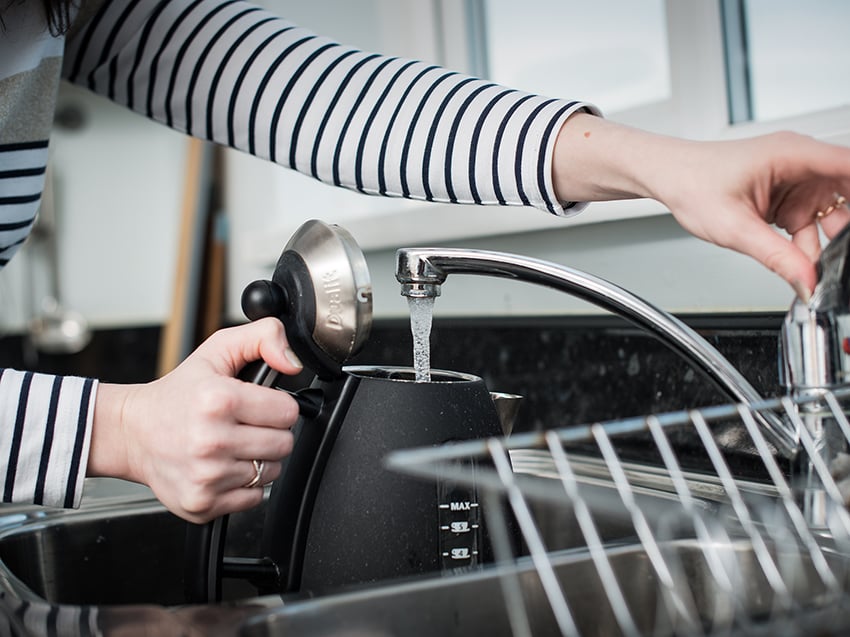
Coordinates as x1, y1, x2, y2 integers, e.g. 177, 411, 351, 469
396, 247, 799, 459
781, 222, 850, 526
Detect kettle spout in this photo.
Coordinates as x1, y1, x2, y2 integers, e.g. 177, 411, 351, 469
490, 392, 523, 437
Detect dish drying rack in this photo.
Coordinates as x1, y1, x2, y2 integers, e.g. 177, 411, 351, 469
386, 386, 850, 637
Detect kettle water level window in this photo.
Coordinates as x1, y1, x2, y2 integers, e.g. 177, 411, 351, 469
723, 0, 850, 123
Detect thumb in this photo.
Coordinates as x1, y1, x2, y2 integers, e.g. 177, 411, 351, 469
197, 318, 304, 376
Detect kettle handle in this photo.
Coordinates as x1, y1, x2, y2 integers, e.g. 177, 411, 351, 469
182, 359, 323, 603
238, 359, 323, 418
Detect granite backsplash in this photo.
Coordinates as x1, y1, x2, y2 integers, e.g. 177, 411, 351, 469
0, 312, 785, 436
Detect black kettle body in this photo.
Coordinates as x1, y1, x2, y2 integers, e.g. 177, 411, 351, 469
262, 366, 504, 595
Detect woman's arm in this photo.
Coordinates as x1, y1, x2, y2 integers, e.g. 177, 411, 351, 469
63, 0, 594, 217
552, 113, 850, 297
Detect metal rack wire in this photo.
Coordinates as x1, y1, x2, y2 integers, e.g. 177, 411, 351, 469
386, 386, 850, 637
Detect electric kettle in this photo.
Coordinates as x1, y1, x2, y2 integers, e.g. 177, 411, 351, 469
185, 220, 508, 601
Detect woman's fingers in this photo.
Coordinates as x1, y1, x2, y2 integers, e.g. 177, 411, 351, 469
91, 317, 311, 524
194, 376, 300, 431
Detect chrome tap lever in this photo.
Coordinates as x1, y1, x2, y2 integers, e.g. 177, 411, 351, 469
782, 222, 850, 527
783, 222, 850, 393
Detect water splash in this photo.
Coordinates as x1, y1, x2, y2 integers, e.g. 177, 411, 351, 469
408, 296, 435, 382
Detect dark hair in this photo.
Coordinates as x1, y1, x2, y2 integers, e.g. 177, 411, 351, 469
2, 0, 78, 35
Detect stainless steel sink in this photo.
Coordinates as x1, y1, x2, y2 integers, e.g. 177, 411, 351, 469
0, 470, 847, 636
0, 474, 654, 608
0, 479, 268, 607
239, 538, 850, 637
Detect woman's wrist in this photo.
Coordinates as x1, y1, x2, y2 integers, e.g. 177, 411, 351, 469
88, 383, 136, 482
552, 112, 685, 205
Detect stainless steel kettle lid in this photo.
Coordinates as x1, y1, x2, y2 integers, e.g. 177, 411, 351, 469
282, 219, 372, 363
241, 219, 372, 378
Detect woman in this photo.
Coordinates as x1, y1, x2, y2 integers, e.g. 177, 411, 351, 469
2, 0, 850, 524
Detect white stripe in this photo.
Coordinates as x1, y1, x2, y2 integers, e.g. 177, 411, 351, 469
13, 373, 54, 503
0, 371, 24, 492
0, 200, 39, 224
21, 599, 50, 636
0, 172, 46, 198
46, 376, 96, 508
0, 146, 48, 173
207, 16, 295, 141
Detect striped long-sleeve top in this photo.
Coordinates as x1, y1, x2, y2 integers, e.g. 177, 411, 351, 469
0, 0, 593, 509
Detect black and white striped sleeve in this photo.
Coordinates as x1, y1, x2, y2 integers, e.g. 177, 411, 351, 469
63, 0, 598, 216
0, 369, 96, 508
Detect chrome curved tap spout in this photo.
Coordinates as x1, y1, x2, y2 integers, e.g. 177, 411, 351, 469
396, 246, 798, 458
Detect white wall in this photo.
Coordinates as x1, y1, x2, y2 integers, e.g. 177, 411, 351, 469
0, 84, 188, 333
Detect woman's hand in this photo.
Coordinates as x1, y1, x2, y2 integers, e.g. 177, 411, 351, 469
88, 317, 304, 524
554, 113, 850, 298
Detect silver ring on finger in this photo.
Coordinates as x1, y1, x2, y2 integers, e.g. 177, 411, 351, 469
243, 459, 265, 488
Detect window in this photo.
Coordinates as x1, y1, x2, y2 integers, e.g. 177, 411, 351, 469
724, 0, 850, 123
477, 0, 671, 116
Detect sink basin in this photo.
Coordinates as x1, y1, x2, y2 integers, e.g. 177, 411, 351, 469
0, 471, 847, 636
0, 474, 655, 608
240, 538, 850, 637
0, 480, 268, 606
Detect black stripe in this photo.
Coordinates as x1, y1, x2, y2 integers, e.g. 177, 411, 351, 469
0, 167, 46, 180
4, 372, 33, 501
374, 61, 428, 194
536, 102, 580, 213
66, 1, 110, 83
185, 6, 263, 136
420, 76, 474, 200
33, 376, 62, 506
205, 16, 277, 139
64, 378, 94, 508
443, 83, 494, 203
0, 193, 39, 206
311, 53, 384, 179
468, 89, 514, 204
106, 55, 119, 98
79, 606, 94, 637
87, 0, 142, 91
514, 99, 557, 206
288, 49, 359, 170
126, 0, 172, 110
226, 27, 295, 147
245, 35, 315, 155
164, 1, 240, 128
0, 140, 49, 153
268, 42, 336, 163
0, 215, 36, 231
399, 71, 456, 198
146, 0, 205, 118
491, 94, 534, 205
45, 603, 59, 637
0, 236, 26, 252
